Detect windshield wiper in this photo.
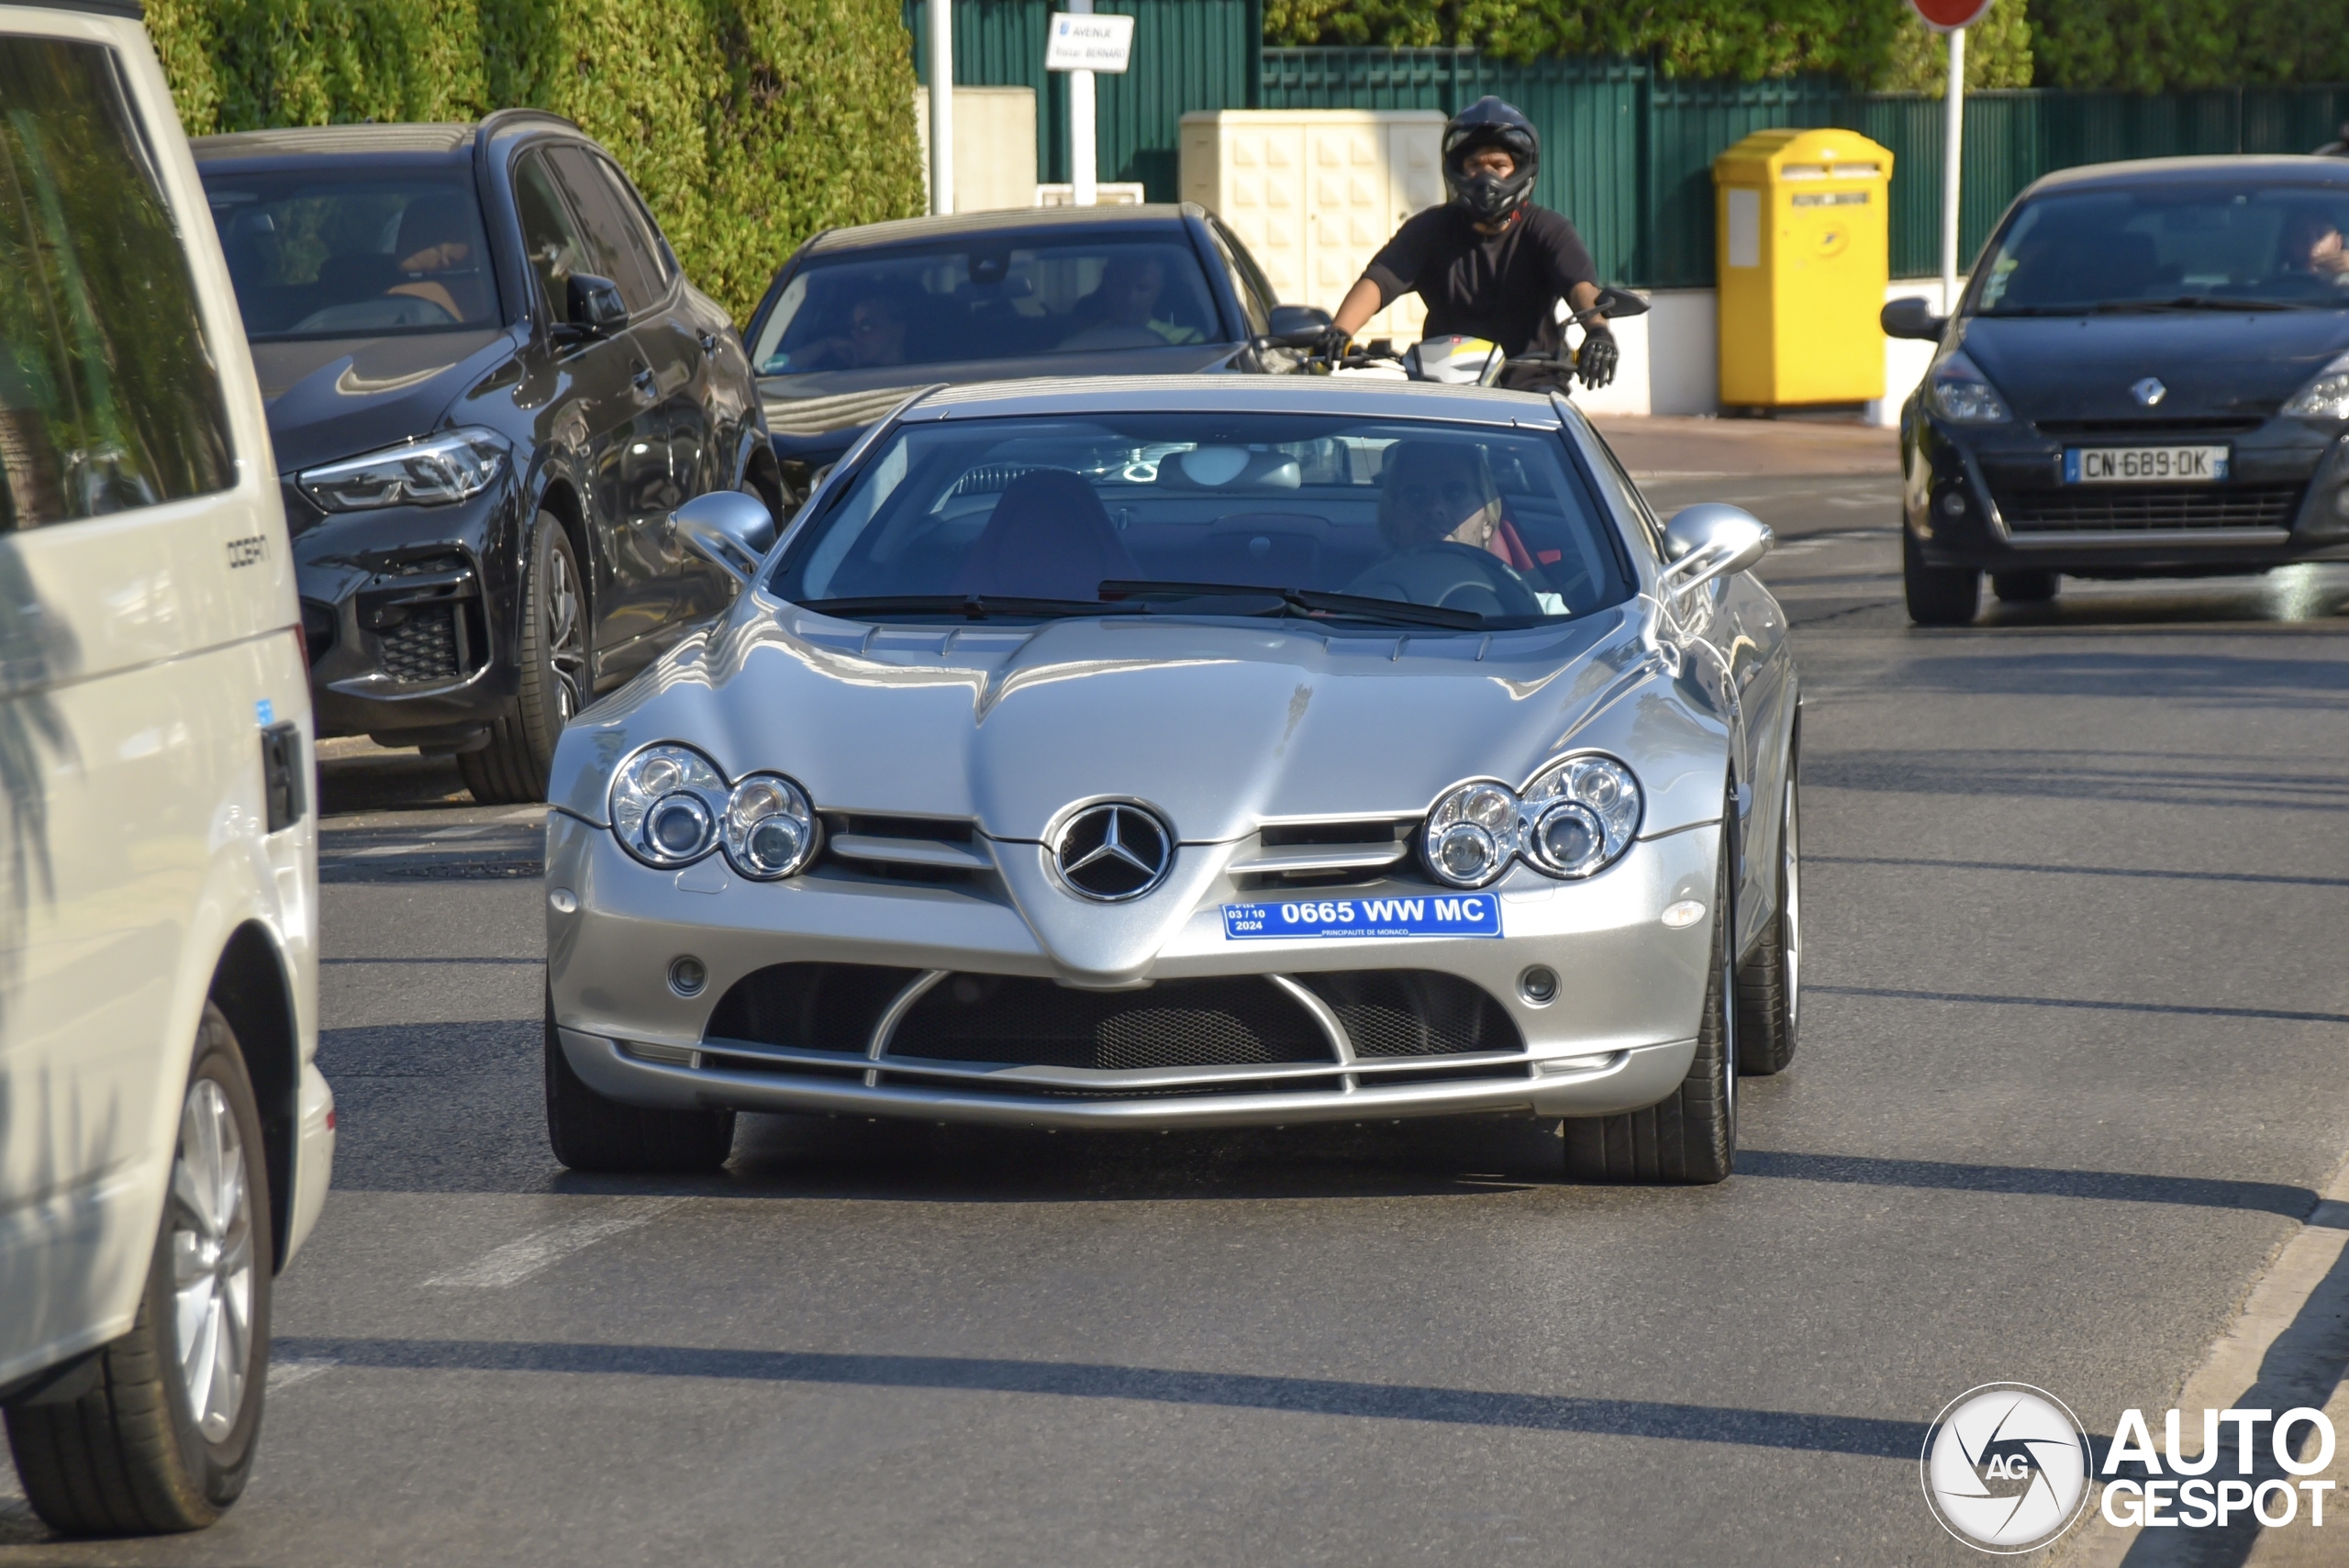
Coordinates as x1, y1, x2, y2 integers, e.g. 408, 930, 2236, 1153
1097, 580, 1487, 630
2090, 295, 2300, 314
804, 594, 1147, 620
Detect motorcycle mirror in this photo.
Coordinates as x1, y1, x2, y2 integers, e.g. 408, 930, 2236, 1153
1590, 285, 1650, 319
1264, 303, 1333, 350
673, 490, 778, 589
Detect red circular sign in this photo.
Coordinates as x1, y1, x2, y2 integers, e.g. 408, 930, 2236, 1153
1908, 0, 1995, 28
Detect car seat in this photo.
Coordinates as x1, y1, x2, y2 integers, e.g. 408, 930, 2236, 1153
952, 469, 1140, 602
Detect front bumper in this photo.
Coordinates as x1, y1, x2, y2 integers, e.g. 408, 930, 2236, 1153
1904, 407, 2349, 573
546, 812, 1721, 1129
289, 477, 524, 741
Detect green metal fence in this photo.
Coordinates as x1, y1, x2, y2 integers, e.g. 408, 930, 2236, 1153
900, 8, 2349, 291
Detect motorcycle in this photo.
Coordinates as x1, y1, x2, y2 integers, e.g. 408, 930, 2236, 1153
1305, 285, 1650, 388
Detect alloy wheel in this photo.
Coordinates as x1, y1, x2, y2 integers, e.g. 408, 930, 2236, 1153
545, 542, 587, 721
1782, 780, 1799, 1045
170, 1078, 255, 1443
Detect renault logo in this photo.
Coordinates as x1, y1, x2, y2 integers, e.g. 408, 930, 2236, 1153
1052, 804, 1172, 902
2131, 377, 2166, 407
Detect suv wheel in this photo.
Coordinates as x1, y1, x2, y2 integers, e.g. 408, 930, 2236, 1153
462, 515, 589, 804
1903, 529, 1980, 626
5, 1005, 273, 1535
1562, 805, 1737, 1184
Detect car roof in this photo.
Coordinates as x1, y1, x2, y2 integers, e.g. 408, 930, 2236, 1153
899, 374, 1569, 428
191, 123, 478, 162
2024, 155, 2349, 196
805, 203, 1208, 255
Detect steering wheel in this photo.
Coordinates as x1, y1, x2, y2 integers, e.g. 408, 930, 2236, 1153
1342, 542, 1542, 618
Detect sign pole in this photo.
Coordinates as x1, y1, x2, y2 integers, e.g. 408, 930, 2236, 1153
1940, 24, 1965, 313
1068, 0, 1096, 206
928, 0, 954, 216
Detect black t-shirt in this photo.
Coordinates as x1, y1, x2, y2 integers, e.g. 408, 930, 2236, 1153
1364, 204, 1598, 372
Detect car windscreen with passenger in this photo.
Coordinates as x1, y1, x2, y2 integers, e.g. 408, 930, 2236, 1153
751, 238, 1223, 373
771, 414, 1634, 628
202, 169, 502, 339
1974, 185, 2349, 316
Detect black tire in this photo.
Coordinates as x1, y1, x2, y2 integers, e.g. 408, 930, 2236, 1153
461, 516, 590, 805
1562, 811, 1737, 1184
1903, 529, 1980, 626
1736, 729, 1800, 1076
6, 1005, 273, 1535
1991, 569, 2059, 603
545, 998, 734, 1173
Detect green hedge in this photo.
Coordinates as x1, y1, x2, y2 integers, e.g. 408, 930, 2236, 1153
145, 0, 926, 320
2029, 1, 2349, 90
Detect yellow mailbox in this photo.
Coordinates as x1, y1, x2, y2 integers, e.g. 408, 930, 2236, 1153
1713, 128, 1894, 407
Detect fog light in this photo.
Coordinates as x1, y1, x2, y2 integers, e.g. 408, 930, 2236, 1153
667, 955, 707, 997
1938, 490, 1967, 517
1519, 966, 1559, 1005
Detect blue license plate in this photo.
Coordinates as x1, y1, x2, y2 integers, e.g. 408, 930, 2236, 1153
1220, 895, 1503, 940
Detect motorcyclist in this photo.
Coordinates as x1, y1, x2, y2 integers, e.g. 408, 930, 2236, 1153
1321, 96, 1617, 393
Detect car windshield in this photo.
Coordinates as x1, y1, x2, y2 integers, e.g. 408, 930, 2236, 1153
201, 168, 501, 339
751, 237, 1223, 374
771, 413, 1635, 629
1974, 184, 2349, 315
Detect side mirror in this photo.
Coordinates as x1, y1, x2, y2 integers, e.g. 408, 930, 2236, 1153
1880, 296, 1947, 341
565, 273, 629, 337
1660, 503, 1772, 595
1264, 303, 1332, 350
1588, 285, 1650, 319
674, 490, 778, 589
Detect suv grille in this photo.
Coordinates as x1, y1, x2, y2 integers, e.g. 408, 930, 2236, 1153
1297, 971, 1523, 1057
891, 974, 1330, 1069
1997, 484, 2302, 533
378, 603, 461, 681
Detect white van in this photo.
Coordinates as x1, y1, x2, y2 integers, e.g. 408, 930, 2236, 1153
0, 0, 332, 1535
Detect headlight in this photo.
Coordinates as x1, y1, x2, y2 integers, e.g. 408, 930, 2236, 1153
1926, 350, 2009, 424
722, 774, 818, 880
610, 744, 727, 868
1422, 756, 1643, 887
295, 426, 508, 511
2283, 352, 2349, 420
1521, 755, 1642, 878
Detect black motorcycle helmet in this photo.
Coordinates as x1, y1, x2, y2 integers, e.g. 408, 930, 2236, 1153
1442, 96, 1539, 223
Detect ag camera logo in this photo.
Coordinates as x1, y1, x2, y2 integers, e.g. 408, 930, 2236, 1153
1921, 1383, 2094, 1552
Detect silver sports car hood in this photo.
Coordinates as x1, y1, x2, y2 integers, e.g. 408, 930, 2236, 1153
551, 594, 1732, 847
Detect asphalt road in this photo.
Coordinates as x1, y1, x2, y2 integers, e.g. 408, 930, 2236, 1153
7, 473, 2349, 1567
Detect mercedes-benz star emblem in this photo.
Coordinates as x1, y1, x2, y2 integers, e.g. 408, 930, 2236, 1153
1053, 804, 1173, 902
2131, 376, 2166, 406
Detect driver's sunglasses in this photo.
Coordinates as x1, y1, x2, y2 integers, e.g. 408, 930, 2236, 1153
1395, 480, 1485, 507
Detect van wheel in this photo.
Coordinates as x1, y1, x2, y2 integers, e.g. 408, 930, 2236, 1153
1992, 570, 2059, 603
1562, 817, 1737, 1184
4, 1006, 273, 1535
545, 999, 734, 1173
1903, 530, 1980, 626
462, 517, 589, 805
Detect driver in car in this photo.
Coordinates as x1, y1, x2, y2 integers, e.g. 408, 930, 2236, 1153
1057, 254, 1204, 350
1345, 442, 1538, 615
795, 291, 911, 370
2280, 210, 2349, 288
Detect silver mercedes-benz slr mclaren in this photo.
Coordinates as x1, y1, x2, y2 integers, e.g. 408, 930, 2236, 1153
541, 376, 1800, 1184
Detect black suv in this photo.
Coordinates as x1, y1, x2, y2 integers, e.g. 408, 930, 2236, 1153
195, 113, 778, 800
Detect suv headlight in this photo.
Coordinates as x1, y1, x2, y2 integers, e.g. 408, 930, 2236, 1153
2283, 351, 2349, 420
609, 745, 822, 878
1926, 350, 2009, 424
1422, 755, 1643, 887
295, 426, 509, 511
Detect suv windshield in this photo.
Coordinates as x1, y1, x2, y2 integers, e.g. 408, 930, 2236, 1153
201, 168, 500, 339
751, 236, 1223, 374
773, 413, 1634, 628
1975, 184, 2349, 315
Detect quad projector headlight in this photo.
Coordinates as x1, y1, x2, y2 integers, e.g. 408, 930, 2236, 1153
1422, 755, 1642, 888
609, 743, 818, 880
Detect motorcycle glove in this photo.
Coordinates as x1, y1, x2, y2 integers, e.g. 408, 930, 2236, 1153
1312, 325, 1353, 364
1576, 326, 1620, 389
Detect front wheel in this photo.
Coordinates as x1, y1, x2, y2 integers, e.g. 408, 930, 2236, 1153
1903, 529, 1980, 627
1736, 736, 1800, 1076
5, 1005, 273, 1534
1991, 570, 2059, 604
462, 516, 590, 805
1562, 814, 1737, 1184
545, 996, 735, 1173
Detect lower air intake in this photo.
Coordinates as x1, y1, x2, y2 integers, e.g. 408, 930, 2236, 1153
1297, 971, 1523, 1057
703, 962, 927, 1052
890, 975, 1332, 1070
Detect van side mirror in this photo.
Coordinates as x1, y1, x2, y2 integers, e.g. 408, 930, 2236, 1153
565, 273, 629, 337
1880, 296, 1947, 341
1264, 304, 1332, 350
674, 491, 778, 589
1660, 503, 1772, 596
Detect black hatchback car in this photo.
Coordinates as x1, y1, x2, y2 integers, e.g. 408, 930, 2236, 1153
195, 114, 777, 800
742, 205, 1322, 508
1885, 156, 2349, 624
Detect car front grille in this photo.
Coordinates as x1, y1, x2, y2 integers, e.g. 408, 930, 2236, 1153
1296, 971, 1522, 1057
1996, 484, 2303, 533
892, 974, 1329, 1069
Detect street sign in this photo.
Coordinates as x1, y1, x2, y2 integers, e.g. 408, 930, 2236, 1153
1907, 0, 1995, 30
1045, 11, 1133, 72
